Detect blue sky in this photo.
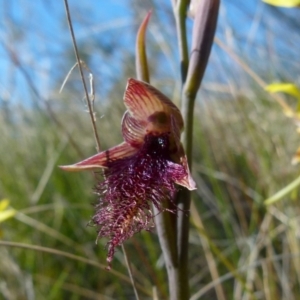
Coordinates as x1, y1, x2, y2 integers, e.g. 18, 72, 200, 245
0, 0, 299, 106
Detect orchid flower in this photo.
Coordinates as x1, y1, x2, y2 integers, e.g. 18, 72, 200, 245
61, 78, 196, 268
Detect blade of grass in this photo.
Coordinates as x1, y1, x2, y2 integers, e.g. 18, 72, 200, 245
121, 244, 140, 300
0, 240, 151, 296
264, 173, 300, 205
63, 0, 101, 152
190, 207, 258, 300
31, 136, 68, 204
190, 199, 227, 300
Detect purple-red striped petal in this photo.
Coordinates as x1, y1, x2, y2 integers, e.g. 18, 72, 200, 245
60, 142, 137, 171
121, 112, 147, 147
123, 78, 184, 136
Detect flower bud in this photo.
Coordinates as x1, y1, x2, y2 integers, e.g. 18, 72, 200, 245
184, 0, 220, 97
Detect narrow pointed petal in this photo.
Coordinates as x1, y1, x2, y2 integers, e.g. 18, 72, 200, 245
184, 0, 220, 97
167, 158, 196, 191
124, 78, 184, 132
60, 142, 137, 171
178, 155, 197, 190
169, 143, 197, 190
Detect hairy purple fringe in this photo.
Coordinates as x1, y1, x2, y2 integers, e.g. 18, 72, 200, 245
92, 133, 187, 268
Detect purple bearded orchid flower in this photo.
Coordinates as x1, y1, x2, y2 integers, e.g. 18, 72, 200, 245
60, 78, 196, 268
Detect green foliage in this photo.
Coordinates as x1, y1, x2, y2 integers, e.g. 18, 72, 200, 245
2, 76, 300, 298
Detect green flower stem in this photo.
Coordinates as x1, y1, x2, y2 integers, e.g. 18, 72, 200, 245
175, 1, 220, 298
176, 92, 195, 300
172, 1, 192, 299
169, 0, 192, 298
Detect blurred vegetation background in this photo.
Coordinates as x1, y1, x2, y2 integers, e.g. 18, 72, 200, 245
1, 0, 300, 299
